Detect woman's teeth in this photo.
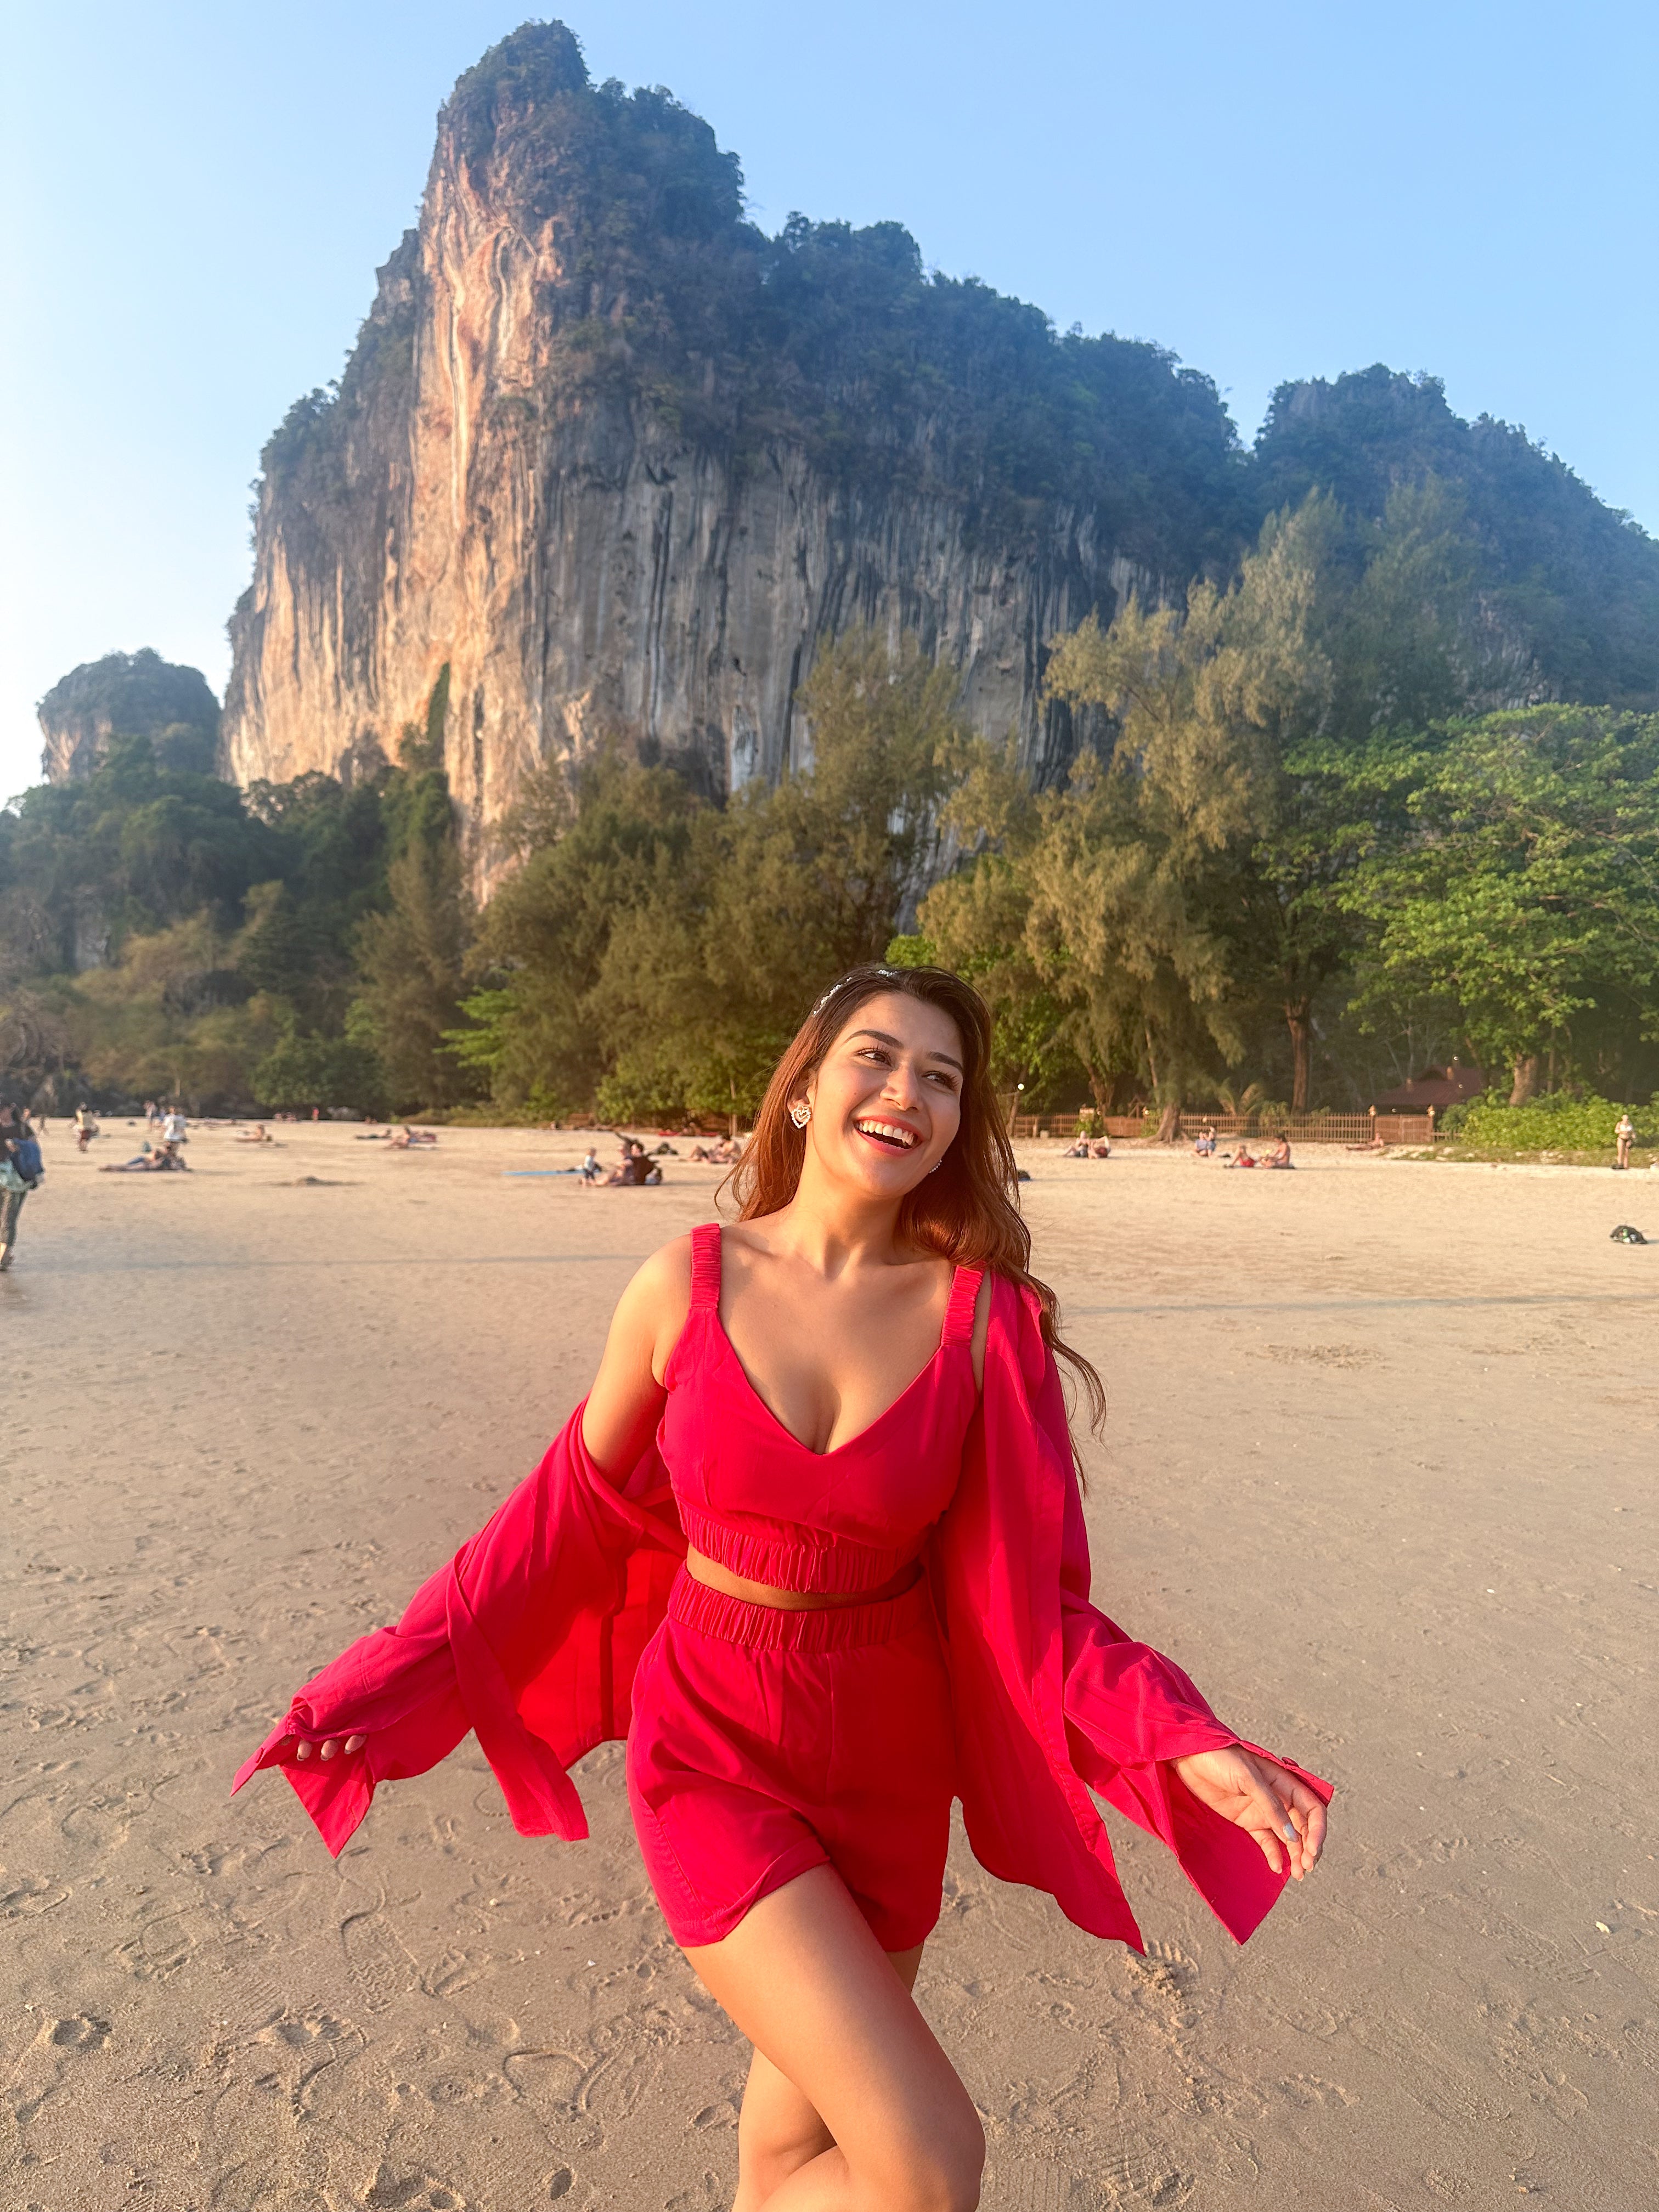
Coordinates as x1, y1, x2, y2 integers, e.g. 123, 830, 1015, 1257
855, 1120, 918, 1151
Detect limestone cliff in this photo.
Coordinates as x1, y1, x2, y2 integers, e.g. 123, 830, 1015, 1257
222, 24, 1245, 872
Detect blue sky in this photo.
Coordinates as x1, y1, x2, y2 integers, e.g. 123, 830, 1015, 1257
3, 2, 1654, 799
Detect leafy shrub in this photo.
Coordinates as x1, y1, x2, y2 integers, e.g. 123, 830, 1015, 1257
1455, 1093, 1654, 1153
255, 1035, 386, 1118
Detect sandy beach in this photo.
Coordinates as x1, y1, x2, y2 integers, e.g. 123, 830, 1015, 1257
2, 1121, 1654, 2210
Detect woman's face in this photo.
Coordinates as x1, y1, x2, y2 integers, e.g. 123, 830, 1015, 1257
799, 990, 966, 1199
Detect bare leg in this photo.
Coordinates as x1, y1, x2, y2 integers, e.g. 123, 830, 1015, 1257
686, 1865, 981, 2211
731, 1944, 923, 2211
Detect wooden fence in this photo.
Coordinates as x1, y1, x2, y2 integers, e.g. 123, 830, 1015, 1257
1007, 1109, 1438, 1146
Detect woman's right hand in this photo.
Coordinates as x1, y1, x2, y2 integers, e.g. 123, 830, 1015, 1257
289, 1730, 366, 1762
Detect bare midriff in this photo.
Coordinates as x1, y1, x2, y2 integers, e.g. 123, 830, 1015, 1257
683, 1545, 922, 1611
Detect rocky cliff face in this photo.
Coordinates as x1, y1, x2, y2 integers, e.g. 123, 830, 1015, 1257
222, 25, 1238, 876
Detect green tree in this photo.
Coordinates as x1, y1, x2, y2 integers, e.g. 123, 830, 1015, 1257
253, 1034, 386, 1117
591, 631, 969, 1118
1341, 708, 1659, 1103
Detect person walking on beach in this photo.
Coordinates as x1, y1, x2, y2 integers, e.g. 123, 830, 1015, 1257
0, 1103, 43, 1271
240, 964, 1330, 2211
1615, 1111, 1635, 1170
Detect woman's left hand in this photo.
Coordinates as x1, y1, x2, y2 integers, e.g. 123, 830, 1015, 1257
1170, 1745, 1326, 1880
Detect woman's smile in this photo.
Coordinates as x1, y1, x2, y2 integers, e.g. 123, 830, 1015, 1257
853, 1115, 922, 1154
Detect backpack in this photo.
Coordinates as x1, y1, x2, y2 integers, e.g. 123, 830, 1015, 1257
13, 1137, 43, 1187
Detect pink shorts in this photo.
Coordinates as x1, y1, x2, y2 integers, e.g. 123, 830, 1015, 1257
625, 1568, 955, 1952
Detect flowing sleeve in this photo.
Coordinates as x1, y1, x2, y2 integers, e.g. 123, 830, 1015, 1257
231, 1404, 684, 1857
941, 1277, 1331, 1950
1030, 1303, 1334, 1943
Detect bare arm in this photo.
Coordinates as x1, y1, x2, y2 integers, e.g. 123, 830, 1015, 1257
579, 1234, 695, 1475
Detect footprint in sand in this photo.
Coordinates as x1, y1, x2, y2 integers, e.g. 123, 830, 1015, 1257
0, 1870, 70, 1918
359, 2162, 467, 2209
342, 1906, 420, 2013
4, 2015, 112, 2130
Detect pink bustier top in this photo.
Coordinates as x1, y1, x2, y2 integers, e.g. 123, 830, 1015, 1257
658, 1222, 983, 1595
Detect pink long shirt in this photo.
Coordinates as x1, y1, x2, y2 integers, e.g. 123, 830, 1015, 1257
234, 1276, 1331, 1949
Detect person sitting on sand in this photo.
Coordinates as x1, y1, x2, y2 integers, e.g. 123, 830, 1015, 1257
600, 1141, 654, 1186
1090, 1137, 1111, 1159
691, 1134, 742, 1165
577, 1147, 602, 1182
1225, 1144, 1257, 1169
1059, 1136, 1092, 1158
1265, 1134, 1294, 1170
1194, 1125, 1217, 1156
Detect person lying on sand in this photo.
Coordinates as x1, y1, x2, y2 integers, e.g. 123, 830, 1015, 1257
236, 1124, 274, 1144
100, 1142, 188, 1173
689, 1135, 742, 1164
386, 1125, 438, 1150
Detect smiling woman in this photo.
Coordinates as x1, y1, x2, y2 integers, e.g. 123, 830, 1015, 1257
239, 961, 1331, 2212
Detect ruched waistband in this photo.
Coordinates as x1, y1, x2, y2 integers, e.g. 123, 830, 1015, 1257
666, 1565, 934, 1651
678, 1502, 918, 1597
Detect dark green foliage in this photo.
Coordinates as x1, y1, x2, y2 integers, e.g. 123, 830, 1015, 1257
1255, 368, 1659, 704
3, 737, 285, 968
0, 729, 479, 1113
1338, 706, 1659, 1101
253, 1034, 386, 1119
457, 631, 969, 1122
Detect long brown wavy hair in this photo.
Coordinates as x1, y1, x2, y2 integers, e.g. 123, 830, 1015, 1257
725, 963, 1107, 1452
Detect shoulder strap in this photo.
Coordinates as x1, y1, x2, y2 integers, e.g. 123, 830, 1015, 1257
689, 1222, 723, 1310
941, 1263, 984, 1347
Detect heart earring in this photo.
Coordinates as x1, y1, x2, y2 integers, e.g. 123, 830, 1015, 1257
789, 1103, 812, 1128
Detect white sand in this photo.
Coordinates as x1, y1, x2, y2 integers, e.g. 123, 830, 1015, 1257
2, 1122, 1655, 2209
